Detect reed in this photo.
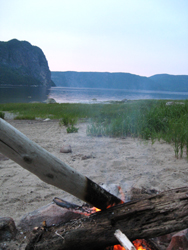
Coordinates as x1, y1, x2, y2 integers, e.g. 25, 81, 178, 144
1, 100, 188, 157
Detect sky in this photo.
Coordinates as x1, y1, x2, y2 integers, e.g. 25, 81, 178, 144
0, 0, 188, 76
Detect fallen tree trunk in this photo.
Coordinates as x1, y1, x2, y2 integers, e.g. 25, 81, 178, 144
26, 186, 188, 250
0, 118, 121, 209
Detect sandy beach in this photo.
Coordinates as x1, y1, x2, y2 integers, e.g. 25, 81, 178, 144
1, 118, 188, 225
1, 118, 188, 250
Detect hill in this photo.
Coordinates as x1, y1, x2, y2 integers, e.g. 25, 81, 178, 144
0, 39, 54, 87
149, 74, 188, 92
51, 71, 188, 92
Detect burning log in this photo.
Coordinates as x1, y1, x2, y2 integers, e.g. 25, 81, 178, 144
0, 118, 121, 210
26, 186, 188, 250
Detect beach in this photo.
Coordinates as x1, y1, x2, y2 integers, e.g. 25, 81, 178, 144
1, 118, 188, 248
1, 119, 188, 222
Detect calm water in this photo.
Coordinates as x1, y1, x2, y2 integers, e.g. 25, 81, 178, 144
0, 86, 49, 103
1, 86, 188, 104
49, 87, 188, 103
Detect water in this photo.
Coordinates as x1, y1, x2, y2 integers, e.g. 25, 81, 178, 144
1, 86, 188, 104
0, 86, 49, 103
49, 87, 188, 103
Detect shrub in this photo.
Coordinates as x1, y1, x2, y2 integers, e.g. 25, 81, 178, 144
0, 111, 5, 119
66, 125, 79, 133
59, 115, 77, 127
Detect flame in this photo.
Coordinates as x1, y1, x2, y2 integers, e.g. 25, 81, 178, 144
113, 245, 125, 250
89, 187, 150, 250
118, 185, 126, 202
90, 207, 101, 213
113, 239, 150, 250
133, 239, 150, 250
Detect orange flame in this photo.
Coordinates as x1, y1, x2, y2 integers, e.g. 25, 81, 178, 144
133, 239, 150, 250
90, 207, 101, 213
113, 239, 150, 250
113, 245, 125, 250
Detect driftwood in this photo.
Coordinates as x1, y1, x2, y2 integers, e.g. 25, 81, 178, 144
0, 118, 121, 209
26, 186, 188, 250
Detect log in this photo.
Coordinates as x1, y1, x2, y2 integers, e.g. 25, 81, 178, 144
0, 118, 121, 210
26, 186, 188, 250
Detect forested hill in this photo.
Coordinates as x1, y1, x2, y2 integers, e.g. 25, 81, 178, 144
0, 39, 54, 87
51, 71, 188, 92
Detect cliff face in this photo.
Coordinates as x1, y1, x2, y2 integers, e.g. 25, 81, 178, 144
0, 39, 54, 87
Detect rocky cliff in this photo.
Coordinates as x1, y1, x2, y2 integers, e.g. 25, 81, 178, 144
0, 39, 54, 87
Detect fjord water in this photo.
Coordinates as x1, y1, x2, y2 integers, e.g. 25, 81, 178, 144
1, 86, 188, 104
48, 87, 188, 103
0, 86, 49, 103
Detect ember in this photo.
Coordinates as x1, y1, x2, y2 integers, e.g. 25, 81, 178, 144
113, 239, 152, 250
133, 239, 153, 250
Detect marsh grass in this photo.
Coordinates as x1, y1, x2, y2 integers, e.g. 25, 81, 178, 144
1, 100, 188, 158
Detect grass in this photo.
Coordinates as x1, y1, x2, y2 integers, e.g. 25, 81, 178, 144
1, 100, 188, 158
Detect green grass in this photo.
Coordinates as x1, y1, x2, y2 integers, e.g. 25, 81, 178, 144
1, 100, 188, 158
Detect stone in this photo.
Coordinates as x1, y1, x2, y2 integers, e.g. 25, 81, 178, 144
0, 153, 9, 161
101, 183, 125, 201
166, 229, 188, 250
18, 202, 83, 232
43, 118, 51, 122
45, 98, 56, 104
0, 217, 17, 242
60, 145, 72, 153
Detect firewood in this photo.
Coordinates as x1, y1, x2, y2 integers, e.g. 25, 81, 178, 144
26, 186, 188, 250
114, 229, 136, 250
0, 118, 121, 210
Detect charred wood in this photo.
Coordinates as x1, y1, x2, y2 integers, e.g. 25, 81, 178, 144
26, 186, 188, 250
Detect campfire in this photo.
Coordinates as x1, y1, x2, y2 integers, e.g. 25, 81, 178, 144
53, 196, 155, 250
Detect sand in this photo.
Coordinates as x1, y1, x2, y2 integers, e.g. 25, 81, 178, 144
1, 118, 188, 228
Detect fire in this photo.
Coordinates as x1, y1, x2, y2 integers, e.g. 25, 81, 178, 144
113, 245, 125, 250
90, 188, 150, 250
133, 239, 151, 250
90, 207, 101, 213
113, 239, 150, 250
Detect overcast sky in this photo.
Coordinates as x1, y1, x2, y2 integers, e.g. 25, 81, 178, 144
0, 0, 188, 76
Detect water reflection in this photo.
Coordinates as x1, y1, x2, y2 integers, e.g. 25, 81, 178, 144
0, 86, 50, 103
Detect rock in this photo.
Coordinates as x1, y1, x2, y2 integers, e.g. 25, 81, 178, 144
0, 39, 54, 87
166, 229, 188, 250
81, 154, 96, 160
0, 217, 17, 242
0, 153, 9, 161
60, 145, 72, 153
43, 118, 51, 122
45, 98, 56, 104
151, 233, 174, 250
101, 183, 125, 201
18, 203, 83, 232
120, 98, 128, 103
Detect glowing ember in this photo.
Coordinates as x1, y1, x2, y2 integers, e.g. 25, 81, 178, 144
113, 239, 151, 250
133, 239, 152, 250
113, 245, 125, 250
90, 207, 101, 213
